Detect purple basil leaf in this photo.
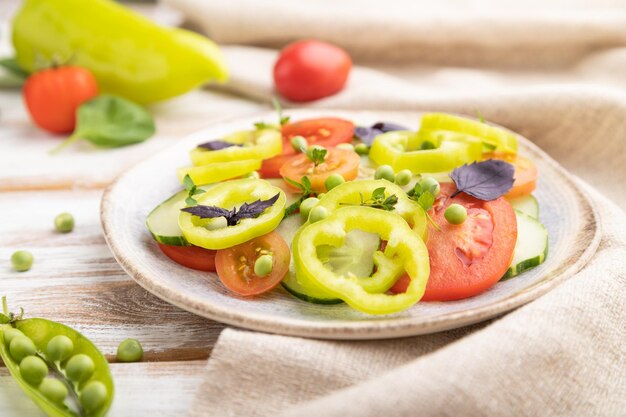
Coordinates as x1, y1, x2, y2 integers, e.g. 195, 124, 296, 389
449, 160, 515, 201
354, 122, 409, 145
181, 205, 231, 219
233, 193, 280, 222
371, 122, 409, 132
197, 140, 242, 151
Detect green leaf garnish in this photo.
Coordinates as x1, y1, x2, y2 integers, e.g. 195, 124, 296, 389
255, 97, 290, 130
182, 174, 205, 207
284, 176, 316, 217
407, 182, 441, 231
340, 187, 398, 211
307, 147, 327, 167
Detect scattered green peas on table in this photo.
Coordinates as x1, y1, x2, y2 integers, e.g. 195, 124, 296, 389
324, 173, 345, 191
445, 203, 468, 225
394, 169, 412, 186
116, 338, 143, 363
290, 135, 308, 153
11, 250, 33, 272
299, 197, 320, 221
254, 255, 274, 277
54, 212, 75, 233
0, 298, 114, 416
308, 206, 329, 223
374, 165, 395, 182
419, 176, 441, 196
354, 143, 369, 155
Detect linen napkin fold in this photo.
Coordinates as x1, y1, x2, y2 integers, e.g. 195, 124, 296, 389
158, 1, 626, 415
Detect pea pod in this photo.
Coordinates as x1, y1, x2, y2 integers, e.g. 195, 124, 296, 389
0, 299, 114, 417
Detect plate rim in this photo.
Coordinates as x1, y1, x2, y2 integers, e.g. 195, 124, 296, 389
100, 109, 602, 340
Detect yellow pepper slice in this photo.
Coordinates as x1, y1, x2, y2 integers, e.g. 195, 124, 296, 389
176, 159, 262, 185
190, 129, 282, 165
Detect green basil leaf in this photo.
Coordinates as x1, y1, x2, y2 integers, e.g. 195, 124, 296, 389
0, 57, 29, 78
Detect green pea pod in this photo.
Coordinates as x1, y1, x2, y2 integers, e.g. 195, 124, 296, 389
12, 0, 228, 104
0, 304, 114, 417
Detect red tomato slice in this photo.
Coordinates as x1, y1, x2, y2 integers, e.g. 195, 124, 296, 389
279, 148, 360, 193
390, 183, 517, 301
158, 243, 216, 272
214, 232, 290, 296
260, 118, 355, 178
485, 153, 538, 198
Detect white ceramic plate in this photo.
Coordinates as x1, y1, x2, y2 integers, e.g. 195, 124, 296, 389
101, 110, 600, 340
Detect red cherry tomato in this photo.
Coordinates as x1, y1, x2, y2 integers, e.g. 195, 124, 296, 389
23, 66, 99, 134
273, 40, 352, 102
390, 183, 517, 301
260, 118, 355, 178
158, 243, 216, 272
215, 232, 290, 296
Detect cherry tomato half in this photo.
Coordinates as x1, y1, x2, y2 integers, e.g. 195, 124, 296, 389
260, 118, 355, 178
158, 243, 216, 272
23, 66, 99, 134
273, 40, 352, 102
390, 183, 517, 301
280, 148, 360, 193
485, 153, 538, 199
215, 232, 290, 296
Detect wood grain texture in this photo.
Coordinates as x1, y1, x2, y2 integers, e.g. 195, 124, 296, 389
0, 190, 225, 362
0, 361, 206, 417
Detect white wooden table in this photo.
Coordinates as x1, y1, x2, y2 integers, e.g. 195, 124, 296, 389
0, 4, 266, 411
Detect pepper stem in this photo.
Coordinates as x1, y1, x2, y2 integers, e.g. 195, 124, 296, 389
49, 132, 82, 155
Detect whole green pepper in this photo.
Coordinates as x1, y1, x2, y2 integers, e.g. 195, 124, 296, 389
12, 0, 228, 104
0, 298, 114, 417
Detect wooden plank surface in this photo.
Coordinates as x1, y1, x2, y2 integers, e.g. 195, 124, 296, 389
0, 361, 207, 417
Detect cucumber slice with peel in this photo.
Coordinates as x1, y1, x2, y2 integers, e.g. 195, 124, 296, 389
502, 209, 548, 280
509, 194, 539, 219
146, 190, 189, 246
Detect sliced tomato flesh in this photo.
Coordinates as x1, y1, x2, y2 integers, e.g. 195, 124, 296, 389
214, 232, 290, 296
391, 183, 517, 301
158, 243, 217, 272
261, 118, 355, 178
280, 148, 360, 193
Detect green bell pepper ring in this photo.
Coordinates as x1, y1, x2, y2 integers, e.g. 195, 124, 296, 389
179, 179, 286, 249
315, 179, 428, 239
190, 129, 282, 165
177, 159, 262, 185
0, 317, 114, 417
12, 0, 228, 104
369, 130, 483, 174
294, 206, 430, 314
420, 113, 518, 154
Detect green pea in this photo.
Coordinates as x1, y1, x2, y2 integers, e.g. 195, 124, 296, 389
20, 355, 48, 385
11, 250, 33, 272
354, 143, 369, 155
419, 177, 440, 196
374, 165, 395, 182
253, 255, 273, 277
445, 204, 468, 225
116, 338, 143, 363
10, 335, 36, 362
394, 169, 412, 186
3, 328, 25, 347
324, 173, 345, 191
80, 381, 108, 413
54, 212, 74, 233
336, 143, 354, 152
65, 354, 95, 383
299, 197, 319, 221
47, 335, 74, 363
39, 378, 68, 404
290, 135, 308, 153
308, 206, 329, 223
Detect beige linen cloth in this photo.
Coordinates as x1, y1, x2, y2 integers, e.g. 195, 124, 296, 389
161, 1, 626, 416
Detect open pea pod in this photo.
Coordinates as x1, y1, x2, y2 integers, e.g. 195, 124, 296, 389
0, 306, 114, 417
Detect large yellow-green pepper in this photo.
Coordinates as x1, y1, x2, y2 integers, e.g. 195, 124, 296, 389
12, 0, 228, 104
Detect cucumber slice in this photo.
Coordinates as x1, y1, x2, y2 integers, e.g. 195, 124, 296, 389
281, 270, 343, 305
317, 230, 380, 278
509, 194, 539, 219
502, 209, 548, 280
146, 189, 189, 246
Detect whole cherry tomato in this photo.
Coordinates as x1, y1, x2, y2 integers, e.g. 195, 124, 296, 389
273, 40, 351, 102
23, 66, 99, 134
